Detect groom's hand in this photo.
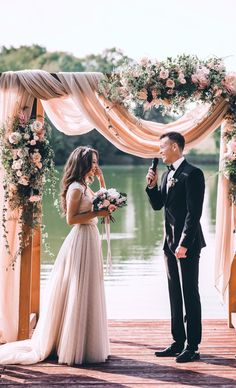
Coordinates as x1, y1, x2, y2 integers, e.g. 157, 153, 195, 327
146, 168, 158, 188
175, 246, 187, 259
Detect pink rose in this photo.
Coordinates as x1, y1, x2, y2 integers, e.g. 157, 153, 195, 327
198, 66, 210, 76
30, 140, 36, 146
19, 176, 29, 186
159, 68, 169, 79
191, 74, 198, 84
139, 57, 150, 67
198, 76, 210, 89
166, 79, 175, 88
31, 152, 42, 163
228, 139, 236, 153
213, 87, 223, 97
8, 183, 17, 193
179, 76, 186, 84
118, 87, 128, 98
222, 73, 236, 95
18, 111, 26, 125
29, 195, 41, 203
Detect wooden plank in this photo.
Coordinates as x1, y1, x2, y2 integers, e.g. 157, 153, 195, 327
4, 320, 236, 386
228, 253, 236, 328
17, 223, 33, 340
30, 225, 41, 318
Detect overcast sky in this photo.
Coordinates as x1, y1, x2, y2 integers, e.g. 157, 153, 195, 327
1, 0, 236, 70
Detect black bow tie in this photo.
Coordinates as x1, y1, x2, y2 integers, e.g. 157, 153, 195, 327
167, 164, 175, 172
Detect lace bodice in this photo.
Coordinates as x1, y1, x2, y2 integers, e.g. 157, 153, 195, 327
66, 181, 98, 225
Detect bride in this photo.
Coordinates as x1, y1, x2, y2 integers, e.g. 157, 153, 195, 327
0, 146, 114, 365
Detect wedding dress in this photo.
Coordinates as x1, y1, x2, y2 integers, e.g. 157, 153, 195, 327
0, 181, 110, 365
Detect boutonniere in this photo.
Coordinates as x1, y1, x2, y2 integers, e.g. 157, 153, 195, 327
167, 177, 178, 190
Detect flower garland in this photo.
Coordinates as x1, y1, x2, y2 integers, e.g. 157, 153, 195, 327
0, 111, 57, 269
98, 54, 236, 203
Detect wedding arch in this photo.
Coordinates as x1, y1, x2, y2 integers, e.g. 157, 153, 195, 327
0, 54, 236, 342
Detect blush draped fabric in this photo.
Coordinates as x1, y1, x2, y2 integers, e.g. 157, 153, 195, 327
0, 70, 233, 342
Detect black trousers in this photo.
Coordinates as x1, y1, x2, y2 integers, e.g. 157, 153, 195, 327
164, 248, 202, 350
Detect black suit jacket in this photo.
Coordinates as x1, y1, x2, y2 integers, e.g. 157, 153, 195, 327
146, 160, 206, 255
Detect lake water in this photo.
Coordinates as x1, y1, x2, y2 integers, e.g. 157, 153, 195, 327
42, 164, 226, 319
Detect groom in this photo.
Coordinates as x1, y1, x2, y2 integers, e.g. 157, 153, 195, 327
146, 131, 206, 363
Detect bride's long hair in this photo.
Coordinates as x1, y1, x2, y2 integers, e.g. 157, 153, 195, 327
60, 146, 99, 215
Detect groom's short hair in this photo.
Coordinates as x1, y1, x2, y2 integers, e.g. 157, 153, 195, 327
160, 132, 185, 151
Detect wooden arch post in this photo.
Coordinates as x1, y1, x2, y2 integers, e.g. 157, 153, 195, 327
17, 99, 44, 340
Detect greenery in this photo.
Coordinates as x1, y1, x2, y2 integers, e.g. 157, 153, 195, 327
99, 55, 227, 112
0, 112, 56, 268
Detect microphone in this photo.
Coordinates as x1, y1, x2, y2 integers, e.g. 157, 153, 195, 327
151, 158, 159, 172
148, 158, 159, 185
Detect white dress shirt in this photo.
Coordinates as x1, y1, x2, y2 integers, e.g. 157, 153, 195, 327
166, 156, 185, 193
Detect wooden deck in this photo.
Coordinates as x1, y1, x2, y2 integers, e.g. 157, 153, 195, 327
1, 320, 236, 387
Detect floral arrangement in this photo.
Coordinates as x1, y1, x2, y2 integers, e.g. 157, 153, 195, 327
93, 187, 127, 221
98, 54, 236, 203
222, 126, 236, 204
167, 177, 178, 190
98, 54, 230, 113
0, 111, 57, 268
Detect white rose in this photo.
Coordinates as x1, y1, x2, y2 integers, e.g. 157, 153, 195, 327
24, 134, 30, 140
9, 132, 22, 145
32, 121, 43, 133
12, 159, 23, 170
16, 170, 22, 177
107, 188, 120, 200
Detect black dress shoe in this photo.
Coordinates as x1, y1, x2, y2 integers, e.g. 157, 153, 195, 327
176, 349, 200, 363
155, 342, 184, 357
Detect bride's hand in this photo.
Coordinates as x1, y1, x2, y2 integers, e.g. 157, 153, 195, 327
94, 166, 106, 188
94, 166, 104, 180
96, 209, 110, 218
108, 204, 117, 213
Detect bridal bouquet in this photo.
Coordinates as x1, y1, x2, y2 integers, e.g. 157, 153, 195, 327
93, 188, 127, 272
93, 187, 127, 221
